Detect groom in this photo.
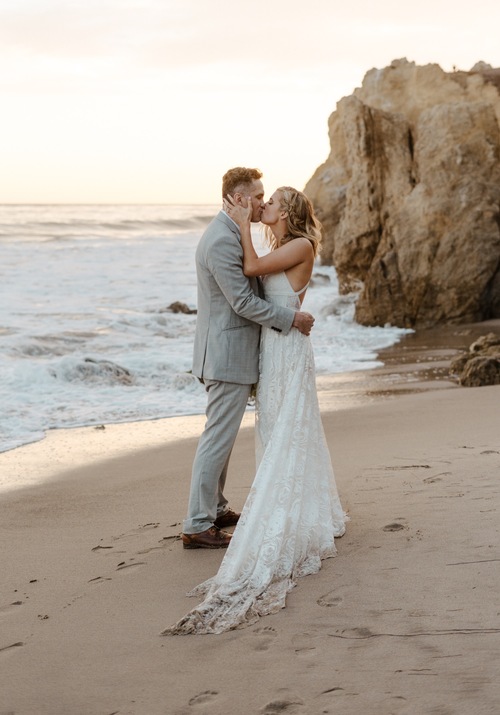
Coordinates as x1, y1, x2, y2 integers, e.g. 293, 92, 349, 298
181, 167, 315, 549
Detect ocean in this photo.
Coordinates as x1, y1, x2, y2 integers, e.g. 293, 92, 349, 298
0, 204, 410, 453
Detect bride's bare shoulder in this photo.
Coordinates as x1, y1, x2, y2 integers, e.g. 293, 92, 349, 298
280, 236, 313, 255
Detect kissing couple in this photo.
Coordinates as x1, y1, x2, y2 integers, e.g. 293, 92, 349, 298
162, 167, 347, 635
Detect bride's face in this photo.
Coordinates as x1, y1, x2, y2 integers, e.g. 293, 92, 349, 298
260, 191, 284, 226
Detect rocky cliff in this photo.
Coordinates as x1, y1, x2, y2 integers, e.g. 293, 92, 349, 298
305, 59, 500, 328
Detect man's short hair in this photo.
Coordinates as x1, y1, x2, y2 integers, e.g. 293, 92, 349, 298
222, 167, 262, 199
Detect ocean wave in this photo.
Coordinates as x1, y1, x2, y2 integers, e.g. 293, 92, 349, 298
0, 208, 411, 455
49, 357, 135, 385
11, 333, 95, 358
0, 218, 213, 242
0, 206, 217, 242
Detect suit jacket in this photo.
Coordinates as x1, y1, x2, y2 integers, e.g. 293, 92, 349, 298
192, 211, 295, 384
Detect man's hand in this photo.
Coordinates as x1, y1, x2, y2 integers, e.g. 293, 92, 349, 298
292, 311, 315, 336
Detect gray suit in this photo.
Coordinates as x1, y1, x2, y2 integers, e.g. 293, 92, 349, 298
184, 211, 295, 534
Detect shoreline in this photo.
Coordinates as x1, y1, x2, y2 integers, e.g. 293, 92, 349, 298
1, 317, 499, 495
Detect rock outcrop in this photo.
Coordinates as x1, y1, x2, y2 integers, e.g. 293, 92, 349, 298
305, 59, 500, 328
449, 332, 500, 386
164, 301, 197, 315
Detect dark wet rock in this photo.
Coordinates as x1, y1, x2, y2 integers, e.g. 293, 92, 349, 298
449, 332, 500, 386
163, 301, 197, 314
79, 358, 134, 385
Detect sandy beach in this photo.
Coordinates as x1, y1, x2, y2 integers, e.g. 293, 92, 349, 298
1, 324, 500, 715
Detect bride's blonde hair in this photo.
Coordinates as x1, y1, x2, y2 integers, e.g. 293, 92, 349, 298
264, 187, 322, 256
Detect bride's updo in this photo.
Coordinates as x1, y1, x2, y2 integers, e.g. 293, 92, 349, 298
264, 187, 322, 256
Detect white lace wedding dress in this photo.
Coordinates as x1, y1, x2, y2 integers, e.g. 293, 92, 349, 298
162, 272, 347, 635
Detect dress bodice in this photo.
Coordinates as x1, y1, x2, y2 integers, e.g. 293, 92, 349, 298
262, 272, 308, 310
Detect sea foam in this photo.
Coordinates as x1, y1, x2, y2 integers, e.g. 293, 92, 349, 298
0, 204, 410, 452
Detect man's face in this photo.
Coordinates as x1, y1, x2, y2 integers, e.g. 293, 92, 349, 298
242, 179, 265, 223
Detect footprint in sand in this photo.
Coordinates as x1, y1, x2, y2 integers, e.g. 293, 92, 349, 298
293, 645, 316, 659
384, 464, 431, 471
88, 576, 112, 585
138, 537, 181, 554
87, 560, 146, 586
0, 601, 24, 616
292, 631, 318, 659
113, 523, 160, 542
115, 561, 146, 573
317, 591, 343, 608
424, 471, 451, 484
259, 697, 306, 714
0, 641, 24, 654
188, 690, 219, 707
382, 522, 407, 532
251, 626, 278, 651
347, 626, 374, 639
92, 523, 161, 552
94, 524, 180, 559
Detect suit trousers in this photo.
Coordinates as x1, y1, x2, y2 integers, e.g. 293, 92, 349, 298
183, 379, 251, 534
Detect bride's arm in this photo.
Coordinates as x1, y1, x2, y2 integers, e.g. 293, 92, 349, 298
223, 198, 312, 277
242, 238, 312, 278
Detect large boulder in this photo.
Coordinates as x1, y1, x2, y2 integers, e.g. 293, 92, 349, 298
305, 59, 500, 328
449, 332, 500, 386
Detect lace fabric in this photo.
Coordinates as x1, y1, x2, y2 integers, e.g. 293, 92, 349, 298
162, 272, 347, 635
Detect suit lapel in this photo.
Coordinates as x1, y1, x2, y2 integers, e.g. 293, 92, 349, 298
216, 211, 262, 296
216, 210, 241, 241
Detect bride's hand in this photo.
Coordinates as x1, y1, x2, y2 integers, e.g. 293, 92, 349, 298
223, 194, 252, 228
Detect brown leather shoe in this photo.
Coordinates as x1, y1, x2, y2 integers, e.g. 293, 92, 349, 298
213, 509, 240, 529
182, 526, 232, 550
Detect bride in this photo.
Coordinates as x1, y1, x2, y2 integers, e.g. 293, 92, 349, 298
162, 186, 347, 635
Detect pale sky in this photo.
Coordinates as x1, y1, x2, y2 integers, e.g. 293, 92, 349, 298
1, 0, 500, 204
